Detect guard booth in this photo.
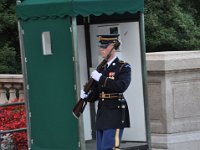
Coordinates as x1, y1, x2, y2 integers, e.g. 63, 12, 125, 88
16, 0, 151, 150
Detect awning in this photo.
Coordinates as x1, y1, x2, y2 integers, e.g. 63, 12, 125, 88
16, 0, 144, 21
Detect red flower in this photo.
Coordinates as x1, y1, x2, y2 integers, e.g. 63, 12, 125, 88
0, 98, 28, 149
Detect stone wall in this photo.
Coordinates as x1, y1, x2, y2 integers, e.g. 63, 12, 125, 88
146, 51, 200, 150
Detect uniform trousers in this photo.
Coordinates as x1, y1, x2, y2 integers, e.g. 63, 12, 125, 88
96, 128, 124, 150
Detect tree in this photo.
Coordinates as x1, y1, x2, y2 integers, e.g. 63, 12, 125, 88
145, 0, 200, 52
1, 0, 200, 73
0, 0, 21, 73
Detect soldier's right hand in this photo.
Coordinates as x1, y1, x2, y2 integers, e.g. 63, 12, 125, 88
80, 90, 88, 99
91, 70, 102, 82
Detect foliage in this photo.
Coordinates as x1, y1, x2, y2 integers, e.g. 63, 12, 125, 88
1, 0, 200, 72
0, 44, 17, 73
0, 98, 28, 149
0, 0, 21, 73
144, 0, 200, 52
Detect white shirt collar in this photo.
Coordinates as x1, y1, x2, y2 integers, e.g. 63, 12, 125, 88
107, 56, 117, 67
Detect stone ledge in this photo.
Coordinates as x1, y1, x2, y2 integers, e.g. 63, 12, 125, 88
152, 131, 200, 149
146, 51, 200, 71
0, 74, 23, 83
152, 131, 200, 144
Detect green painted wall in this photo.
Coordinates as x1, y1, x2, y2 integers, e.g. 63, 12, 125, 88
21, 17, 79, 150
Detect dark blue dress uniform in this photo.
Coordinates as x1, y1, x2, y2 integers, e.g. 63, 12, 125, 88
88, 57, 131, 150
96, 57, 131, 129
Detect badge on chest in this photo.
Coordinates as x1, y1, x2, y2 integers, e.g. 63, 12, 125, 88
108, 72, 115, 79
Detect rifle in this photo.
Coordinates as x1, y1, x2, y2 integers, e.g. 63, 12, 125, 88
72, 42, 119, 119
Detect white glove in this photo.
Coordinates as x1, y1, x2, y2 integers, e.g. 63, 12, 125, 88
91, 70, 102, 82
80, 90, 88, 99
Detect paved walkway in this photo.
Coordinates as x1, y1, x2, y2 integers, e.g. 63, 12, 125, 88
86, 140, 148, 150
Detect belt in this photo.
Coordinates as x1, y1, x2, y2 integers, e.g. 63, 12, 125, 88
99, 92, 123, 100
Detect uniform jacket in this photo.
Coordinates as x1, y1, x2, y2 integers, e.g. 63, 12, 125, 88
87, 57, 131, 130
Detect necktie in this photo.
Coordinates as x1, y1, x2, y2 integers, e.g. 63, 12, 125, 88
104, 64, 108, 71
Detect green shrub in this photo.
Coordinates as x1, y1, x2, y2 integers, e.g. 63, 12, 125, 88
0, 0, 21, 74
145, 0, 200, 52
0, 43, 18, 74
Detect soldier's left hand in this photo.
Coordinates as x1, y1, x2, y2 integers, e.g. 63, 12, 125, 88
80, 89, 88, 99
91, 70, 102, 82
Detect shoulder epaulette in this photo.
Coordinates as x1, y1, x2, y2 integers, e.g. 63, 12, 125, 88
119, 60, 126, 72
119, 60, 131, 72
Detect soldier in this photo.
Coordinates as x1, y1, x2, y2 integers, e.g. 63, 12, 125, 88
80, 34, 131, 150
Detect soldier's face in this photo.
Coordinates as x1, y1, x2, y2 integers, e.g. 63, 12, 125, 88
99, 44, 114, 58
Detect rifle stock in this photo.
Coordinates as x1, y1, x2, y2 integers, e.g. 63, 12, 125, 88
72, 98, 87, 119
72, 42, 120, 119
72, 68, 104, 119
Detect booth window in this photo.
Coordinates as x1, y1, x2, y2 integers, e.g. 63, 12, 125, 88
42, 31, 52, 55
110, 27, 118, 34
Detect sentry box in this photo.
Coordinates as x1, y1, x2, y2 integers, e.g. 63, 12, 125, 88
16, 0, 151, 150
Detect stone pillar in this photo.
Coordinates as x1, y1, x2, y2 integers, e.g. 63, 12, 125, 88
146, 51, 200, 150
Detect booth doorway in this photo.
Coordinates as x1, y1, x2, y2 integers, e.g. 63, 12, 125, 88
76, 14, 150, 149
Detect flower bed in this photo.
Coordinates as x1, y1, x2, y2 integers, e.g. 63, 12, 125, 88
0, 98, 28, 150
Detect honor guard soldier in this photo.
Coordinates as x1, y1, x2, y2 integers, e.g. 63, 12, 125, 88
80, 34, 131, 150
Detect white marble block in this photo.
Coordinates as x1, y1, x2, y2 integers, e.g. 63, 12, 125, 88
146, 51, 200, 150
